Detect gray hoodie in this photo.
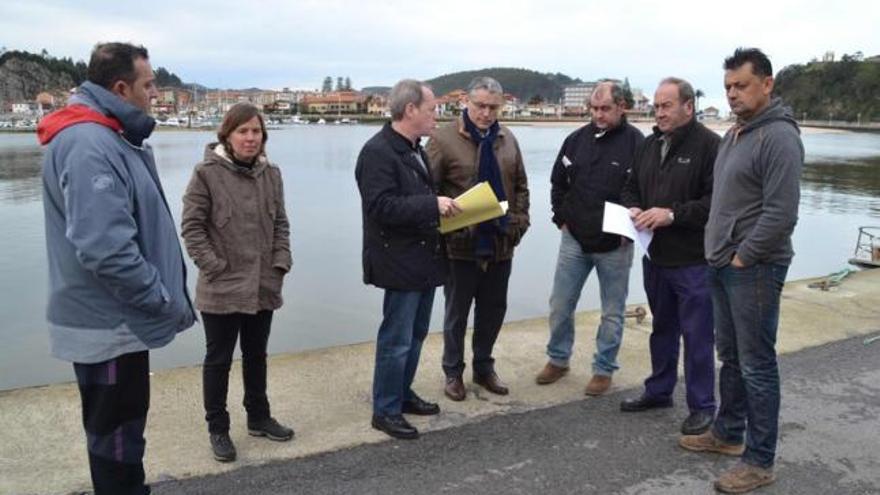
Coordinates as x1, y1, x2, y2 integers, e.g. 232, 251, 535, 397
705, 98, 804, 268
40, 81, 196, 363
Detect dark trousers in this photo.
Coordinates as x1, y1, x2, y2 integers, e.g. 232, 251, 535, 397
710, 263, 788, 468
442, 259, 512, 378
202, 311, 273, 433
642, 258, 716, 412
372, 288, 435, 416
73, 350, 151, 495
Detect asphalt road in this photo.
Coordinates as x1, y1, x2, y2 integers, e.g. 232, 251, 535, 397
154, 335, 880, 495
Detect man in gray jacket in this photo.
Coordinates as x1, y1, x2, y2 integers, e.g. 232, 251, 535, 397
678, 48, 803, 495
38, 42, 195, 495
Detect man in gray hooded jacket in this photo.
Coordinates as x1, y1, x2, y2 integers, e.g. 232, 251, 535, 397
678, 48, 803, 495
38, 42, 195, 495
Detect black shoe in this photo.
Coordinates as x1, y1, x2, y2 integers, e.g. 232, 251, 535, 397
620, 394, 673, 412
371, 414, 419, 440
681, 411, 714, 435
248, 417, 294, 441
402, 394, 440, 416
210, 432, 236, 462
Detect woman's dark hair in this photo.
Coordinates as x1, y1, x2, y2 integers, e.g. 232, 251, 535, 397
87, 42, 150, 89
724, 48, 773, 77
217, 103, 268, 156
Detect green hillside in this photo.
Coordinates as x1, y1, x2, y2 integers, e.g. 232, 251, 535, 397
774, 53, 880, 122
427, 67, 581, 102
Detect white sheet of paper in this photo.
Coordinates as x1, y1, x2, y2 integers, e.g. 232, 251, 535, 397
602, 201, 653, 256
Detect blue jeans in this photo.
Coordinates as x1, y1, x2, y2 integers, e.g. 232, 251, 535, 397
710, 263, 788, 469
372, 288, 435, 416
547, 229, 633, 375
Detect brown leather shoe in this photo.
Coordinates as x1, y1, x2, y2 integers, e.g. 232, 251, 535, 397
584, 374, 611, 396
678, 429, 745, 456
473, 372, 509, 395
535, 362, 569, 385
444, 376, 466, 401
714, 461, 775, 493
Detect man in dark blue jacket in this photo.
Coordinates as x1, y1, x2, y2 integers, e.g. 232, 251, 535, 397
355, 79, 460, 440
536, 82, 644, 395
39, 42, 195, 495
620, 77, 719, 436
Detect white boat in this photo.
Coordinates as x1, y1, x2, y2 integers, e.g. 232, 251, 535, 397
317, 118, 326, 125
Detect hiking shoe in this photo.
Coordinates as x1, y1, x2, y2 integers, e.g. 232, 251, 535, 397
535, 362, 569, 385
714, 461, 775, 493
584, 374, 612, 396
210, 432, 236, 462
248, 417, 294, 441
678, 429, 745, 456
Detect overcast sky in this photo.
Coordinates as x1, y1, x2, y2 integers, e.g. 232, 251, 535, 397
3, 0, 878, 113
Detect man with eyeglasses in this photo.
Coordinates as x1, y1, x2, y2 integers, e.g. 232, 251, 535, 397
536, 81, 644, 396
427, 76, 530, 401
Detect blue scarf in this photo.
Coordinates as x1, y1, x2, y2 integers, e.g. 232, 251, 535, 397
462, 109, 508, 258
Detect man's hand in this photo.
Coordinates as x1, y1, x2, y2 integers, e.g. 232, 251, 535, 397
731, 254, 746, 268
438, 197, 462, 218
634, 207, 673, 231
628, 207, 643, 218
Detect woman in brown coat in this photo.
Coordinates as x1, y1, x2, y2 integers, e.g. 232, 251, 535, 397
181, 103, 293, 462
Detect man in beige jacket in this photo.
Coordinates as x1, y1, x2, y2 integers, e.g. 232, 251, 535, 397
426, 76, 530, 401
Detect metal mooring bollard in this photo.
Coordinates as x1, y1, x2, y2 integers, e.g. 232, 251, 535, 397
625, 306, 647, 324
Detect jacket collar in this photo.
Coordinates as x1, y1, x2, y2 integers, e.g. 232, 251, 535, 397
455, 115, 506, 141
206, 143, 269, 177
381, 123, 431, 182
652, 117, 697, 148
72, 81, 156, 146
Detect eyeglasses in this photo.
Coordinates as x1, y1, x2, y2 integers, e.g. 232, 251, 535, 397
470, 101, 501, 112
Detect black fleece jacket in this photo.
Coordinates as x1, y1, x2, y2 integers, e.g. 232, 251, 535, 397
621, 118, 719, 266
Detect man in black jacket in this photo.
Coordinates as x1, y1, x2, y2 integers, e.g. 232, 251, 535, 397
619, 78, 720, 436
355, 79, 460, 440
536, 82, 644, 396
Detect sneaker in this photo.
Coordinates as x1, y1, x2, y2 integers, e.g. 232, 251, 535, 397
714, 461, 775, 493
584, 374, 612, 396
248, 417, 294, 441
678, 429, 745, 456
210, 432, 236, 462
535, 362, 569, 385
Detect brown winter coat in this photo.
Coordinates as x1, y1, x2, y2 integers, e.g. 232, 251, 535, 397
181, 143, 291, 314
426, 117, 530, 261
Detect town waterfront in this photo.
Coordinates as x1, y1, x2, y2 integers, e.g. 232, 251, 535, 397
1, 124, 879, 390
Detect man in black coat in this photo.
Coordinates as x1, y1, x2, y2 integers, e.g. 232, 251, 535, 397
619, 78, 720, 436
355, 79, 460, 440
536, 82, 644, 396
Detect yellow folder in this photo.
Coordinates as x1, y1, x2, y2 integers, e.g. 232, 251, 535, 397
439, 181, 509, 234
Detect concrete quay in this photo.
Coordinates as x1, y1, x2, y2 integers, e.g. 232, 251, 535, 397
1, 269, 878, 495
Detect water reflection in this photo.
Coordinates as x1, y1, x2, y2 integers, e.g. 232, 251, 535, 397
801, 156, 880, 216
0, 148, 43, 202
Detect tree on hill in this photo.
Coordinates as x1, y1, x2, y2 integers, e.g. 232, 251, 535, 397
0, 49, 88, 85
154, 67, 183, 87
774, 52, 880, 122
427, 67, 583, 102
622, 77, 634, 109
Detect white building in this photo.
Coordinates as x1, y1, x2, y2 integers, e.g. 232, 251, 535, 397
562, 83, 596, 113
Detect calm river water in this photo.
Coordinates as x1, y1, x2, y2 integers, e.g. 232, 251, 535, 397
1, 124, 878, 390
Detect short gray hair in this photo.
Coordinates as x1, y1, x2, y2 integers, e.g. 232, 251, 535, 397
593, 81, 626, 106
659, 77, 695, 105
389, 79, 430, 121
467, 76, 504, 97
